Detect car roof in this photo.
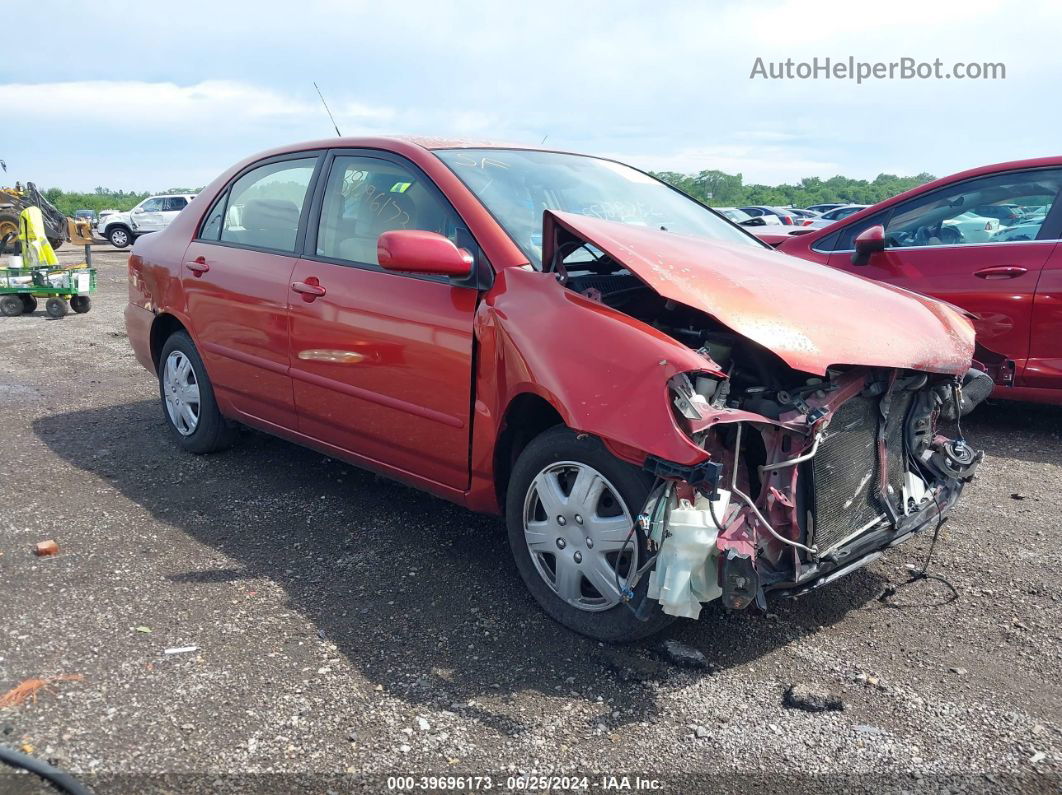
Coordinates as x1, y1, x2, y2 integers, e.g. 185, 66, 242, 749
250, 135, 571, 160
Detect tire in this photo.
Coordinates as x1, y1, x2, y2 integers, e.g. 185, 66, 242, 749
158, 331, 236, 454
45, 298, 68, 318
108, 226, 132, 248
0, 211, 19, 254
0, 295, 24, 316
70, 295, 91, 313
19, 295, 37, 313
505, 426, 676, 642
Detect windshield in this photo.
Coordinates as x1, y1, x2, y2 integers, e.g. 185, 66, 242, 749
435, 149, 763, 268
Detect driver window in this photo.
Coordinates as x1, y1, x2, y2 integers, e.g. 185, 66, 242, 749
139, 198, 164, 212
885, 169, 1062, 248
316, 155, 466, 267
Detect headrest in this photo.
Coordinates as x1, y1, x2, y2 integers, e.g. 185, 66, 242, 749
241, 199, 300, 231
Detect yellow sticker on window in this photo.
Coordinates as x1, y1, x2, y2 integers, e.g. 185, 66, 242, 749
390, 182, 412, 193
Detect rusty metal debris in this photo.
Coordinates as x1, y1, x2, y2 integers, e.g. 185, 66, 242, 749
33, 540, 59, 557
0, 674, 83, 708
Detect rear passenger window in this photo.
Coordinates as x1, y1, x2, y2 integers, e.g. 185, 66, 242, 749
164, 197, 188, 211
220, 158, 317, 252
199, 192, 226, 241
315, 155, 467, 267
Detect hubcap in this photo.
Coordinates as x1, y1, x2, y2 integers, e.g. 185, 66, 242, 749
163, 350, 201, 436
112, 230, 128, 246
522, 461, 637, 612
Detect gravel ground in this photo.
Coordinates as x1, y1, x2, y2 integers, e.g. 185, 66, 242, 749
1, 244, 1060, 793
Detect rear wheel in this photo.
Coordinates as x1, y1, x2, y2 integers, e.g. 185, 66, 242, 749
0, 295, 24, 316
19, 295, 37, 313
505, 426, 675, 642
158, 331, 236, 453
70, 295, 91, 313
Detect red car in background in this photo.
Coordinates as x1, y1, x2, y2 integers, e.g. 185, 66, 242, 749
776, 158, 1062, 404
125, 137, 987, 641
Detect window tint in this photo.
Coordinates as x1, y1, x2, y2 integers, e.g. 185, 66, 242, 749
199, 192, 226, 241
220, 157, 317, 252
316, 155, 466, 267
819, 209, 891, 252
163, 197, 188, 211
884, 169, 1062, 248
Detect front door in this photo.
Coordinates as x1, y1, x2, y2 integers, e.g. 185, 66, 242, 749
132, 197, 165, 233
288, 152, 479, 490
182, 154, 321, 430
828, 167, 1062, 371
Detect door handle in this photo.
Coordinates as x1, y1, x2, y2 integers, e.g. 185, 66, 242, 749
291, 278, 326, 301
185, 257, 210, 276
974, 265, 1028, 280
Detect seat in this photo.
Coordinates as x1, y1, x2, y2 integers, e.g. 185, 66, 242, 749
233, 198, 301, 251
336, 189, 418, 265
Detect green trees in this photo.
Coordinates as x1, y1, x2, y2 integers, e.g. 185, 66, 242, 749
650, 170, 935, 208
33, 187, 203, 216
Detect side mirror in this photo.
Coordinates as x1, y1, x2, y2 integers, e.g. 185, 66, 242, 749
377, 229, 473, 278
851, 224, 885, 266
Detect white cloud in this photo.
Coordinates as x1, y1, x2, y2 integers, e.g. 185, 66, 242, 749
619, 145, 840, 184
0, 80, 397, 134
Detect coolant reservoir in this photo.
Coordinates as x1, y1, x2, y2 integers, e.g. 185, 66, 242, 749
647, 490, 730, 619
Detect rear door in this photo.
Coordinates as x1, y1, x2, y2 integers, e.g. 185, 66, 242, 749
158, 196, 190, 230
287, 150, 481, 490
182, 153, 323, 430
826, 168, 1062, 374
1025, 202, 1062, 389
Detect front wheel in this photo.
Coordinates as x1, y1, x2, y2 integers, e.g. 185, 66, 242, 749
108, 227, 132, 248
505, 426, 675, 642
70, 295, 91, 313
0, 295, 24, 316
158, 331, 236, 453
45, 298, 68, 318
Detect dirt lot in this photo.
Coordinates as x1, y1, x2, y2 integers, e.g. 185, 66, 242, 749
1, 243, 1060, 792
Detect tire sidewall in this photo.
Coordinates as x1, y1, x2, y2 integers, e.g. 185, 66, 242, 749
0, 295, 23, 316
158, 331, 231, 453
505, 426, 675, 642
109, 227, 131, 248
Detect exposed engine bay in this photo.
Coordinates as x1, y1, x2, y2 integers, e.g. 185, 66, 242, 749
554, 245, 989, 619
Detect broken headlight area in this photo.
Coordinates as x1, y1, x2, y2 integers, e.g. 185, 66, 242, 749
632, 365, 986, 620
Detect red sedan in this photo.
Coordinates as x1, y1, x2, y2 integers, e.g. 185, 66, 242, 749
776, 158, 1062, 405
126, 138, 987, 641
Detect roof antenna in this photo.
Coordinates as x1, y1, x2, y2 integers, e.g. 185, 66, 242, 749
313, 81, 342, 137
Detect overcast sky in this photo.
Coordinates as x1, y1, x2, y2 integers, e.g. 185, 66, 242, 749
4, 0, 1058, 192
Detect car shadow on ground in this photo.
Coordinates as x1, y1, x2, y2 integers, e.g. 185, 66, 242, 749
960, 399, 1062, 467
34, 400, 885, 735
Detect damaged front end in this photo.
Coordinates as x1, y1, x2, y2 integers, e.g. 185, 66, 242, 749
536, 210, 988, 620
639, 365, 983, 618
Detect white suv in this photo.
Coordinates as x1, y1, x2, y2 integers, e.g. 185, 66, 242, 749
98, 193, 196, 248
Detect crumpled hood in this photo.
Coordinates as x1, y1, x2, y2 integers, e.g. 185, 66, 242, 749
543, 211, 975, 376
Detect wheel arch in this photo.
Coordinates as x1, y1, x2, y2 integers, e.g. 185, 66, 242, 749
150, 312, 188, 370
492, 392, 565, 514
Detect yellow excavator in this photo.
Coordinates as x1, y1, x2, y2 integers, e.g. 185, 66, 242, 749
0, 181, 94, 253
